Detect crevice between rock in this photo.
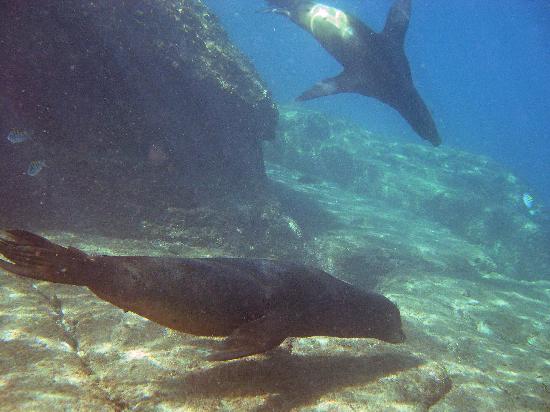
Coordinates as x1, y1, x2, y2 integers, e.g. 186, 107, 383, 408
32, 283, 130, 411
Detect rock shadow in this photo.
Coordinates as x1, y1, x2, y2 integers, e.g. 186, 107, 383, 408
269, 181, 341, 239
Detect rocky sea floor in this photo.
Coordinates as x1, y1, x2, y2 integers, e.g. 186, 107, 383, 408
1, 110, 549, 411
1, 163, 549, 411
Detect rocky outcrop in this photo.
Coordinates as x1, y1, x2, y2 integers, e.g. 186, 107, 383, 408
264, 107, 550, 280
0, 0, 277, 233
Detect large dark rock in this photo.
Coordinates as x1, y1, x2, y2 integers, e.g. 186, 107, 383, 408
0, 0, 277, 233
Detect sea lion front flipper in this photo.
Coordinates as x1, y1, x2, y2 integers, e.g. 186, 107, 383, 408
296, 71, 358, 101
382, 0, 411, 45
207, 312, 289, 361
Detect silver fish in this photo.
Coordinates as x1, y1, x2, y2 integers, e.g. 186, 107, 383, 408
6, 129, 32, 144
26, 160, 46, 176
522, 193, 534, 209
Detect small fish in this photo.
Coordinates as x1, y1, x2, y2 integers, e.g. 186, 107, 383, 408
6, 129, 32, 144
522, 193, 534, 209
26, 160, 46, 176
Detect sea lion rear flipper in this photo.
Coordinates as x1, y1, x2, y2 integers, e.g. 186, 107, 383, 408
393, 88, 441, 146
296, 71, 358, 101
207, 312, 289, 361
0, 229, 92, 285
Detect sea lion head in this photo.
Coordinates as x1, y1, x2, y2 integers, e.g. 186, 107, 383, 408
365, 294, 406, 344
330, 291, 405, 344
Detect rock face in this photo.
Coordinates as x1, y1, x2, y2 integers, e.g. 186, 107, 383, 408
0, 0, 277, 232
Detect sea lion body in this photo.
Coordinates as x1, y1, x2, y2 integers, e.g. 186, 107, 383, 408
0, 230, 405, 361
264, 0, 441, 146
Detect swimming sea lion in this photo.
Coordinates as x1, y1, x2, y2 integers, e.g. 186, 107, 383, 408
263, 0, 441, 146
0, 230, 405, 361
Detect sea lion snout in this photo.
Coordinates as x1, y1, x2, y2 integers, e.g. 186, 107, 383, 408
363, 294, 406, 344
385, 328, 406, 344
376, 319, 406, 344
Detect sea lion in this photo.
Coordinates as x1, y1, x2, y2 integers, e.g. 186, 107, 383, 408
263, 0, 441, 146
0, 230, 405, 361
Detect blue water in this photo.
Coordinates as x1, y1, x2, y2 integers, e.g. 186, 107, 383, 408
205, 0, 550, 203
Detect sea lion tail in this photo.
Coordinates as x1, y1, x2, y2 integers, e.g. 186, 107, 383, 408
0, 229, 92, 286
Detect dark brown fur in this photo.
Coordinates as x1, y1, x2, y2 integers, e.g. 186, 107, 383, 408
0, 230, 404, 360
265, 0, 441, 145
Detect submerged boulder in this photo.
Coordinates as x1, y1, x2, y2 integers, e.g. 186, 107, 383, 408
0, 0, 277, 233
264, 107, 550, 280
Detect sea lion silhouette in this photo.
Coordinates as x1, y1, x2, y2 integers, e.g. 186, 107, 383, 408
0, 230, 405, 361
263, 0, 441, 146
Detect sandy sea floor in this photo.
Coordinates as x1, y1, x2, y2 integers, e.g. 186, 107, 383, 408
1, 164, 549, 411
